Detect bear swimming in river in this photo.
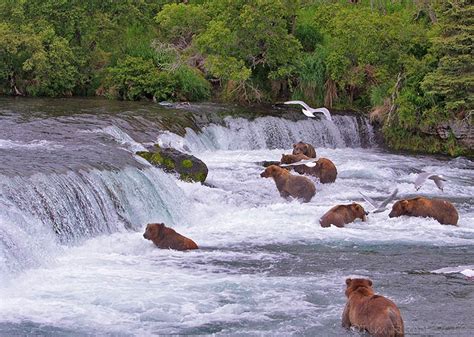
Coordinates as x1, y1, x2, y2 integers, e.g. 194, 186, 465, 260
342, 278, 404, 337
319, 203, 367, 228
260, 165, 316, 203
292, 141, 316, 158
143, 223, 198, 250
388, 197, 458, 226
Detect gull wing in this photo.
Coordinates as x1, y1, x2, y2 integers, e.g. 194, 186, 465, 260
313, 107, 332, 121
414, 172, 431, 189
302, 110, 316, 118
429, 175, 446, 191
359, 191, 377, 210
284, 100, 312, 111
280, 159, 318, 167
379, 188, 399, 208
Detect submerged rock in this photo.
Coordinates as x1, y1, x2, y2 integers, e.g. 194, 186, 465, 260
257, 160, 281, 167
137, 146, 208, 183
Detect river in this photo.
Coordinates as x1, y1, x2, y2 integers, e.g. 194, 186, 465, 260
0, 98, 472, 336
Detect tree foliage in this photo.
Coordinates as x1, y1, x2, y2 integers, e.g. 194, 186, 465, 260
0, 0, 471, 154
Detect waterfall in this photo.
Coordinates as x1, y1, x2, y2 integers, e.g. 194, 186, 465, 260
0, 165, 186, 278
0, 101, 376, 280
182, 115, 375, 152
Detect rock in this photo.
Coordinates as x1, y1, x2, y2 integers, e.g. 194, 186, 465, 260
137, 146, 208, 183
420, 114, 473, 150
257, 160, 281, 167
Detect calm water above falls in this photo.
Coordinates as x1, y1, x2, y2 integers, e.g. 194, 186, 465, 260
0, 98, 473, 336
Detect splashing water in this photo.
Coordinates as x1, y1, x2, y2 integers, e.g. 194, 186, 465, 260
0, 99, 472, 336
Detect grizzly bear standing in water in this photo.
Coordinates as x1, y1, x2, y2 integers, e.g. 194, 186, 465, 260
292, 141, 316, 158
342, 278, 404, 337
319, 203, 367, 228
143, 223, 198, 250
389, 197, 458, 226
280, 153, 337, 183
260, 165, 316, 203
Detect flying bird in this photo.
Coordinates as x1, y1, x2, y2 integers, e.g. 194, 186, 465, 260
284, 101, 332, 121
414, 172, 447, 191
280, 158, 318, 168
359, 188, 399, 214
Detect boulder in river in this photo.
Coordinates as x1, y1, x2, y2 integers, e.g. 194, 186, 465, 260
137, 146, 208, 183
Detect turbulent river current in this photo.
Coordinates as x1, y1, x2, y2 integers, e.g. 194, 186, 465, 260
0, 98, 472, 336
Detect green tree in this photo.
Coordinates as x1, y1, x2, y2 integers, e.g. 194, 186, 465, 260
421, 1, 473, 119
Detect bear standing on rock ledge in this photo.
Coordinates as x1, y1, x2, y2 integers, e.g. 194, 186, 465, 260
260, 165, 316, 203
389, 197, 459, 226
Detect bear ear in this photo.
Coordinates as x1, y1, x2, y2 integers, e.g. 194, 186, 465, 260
304, 144, 308, 149
346, 278, 352, 286
293, 144, 297, 148
401, 200, 409, 209
368, 279, 373, 286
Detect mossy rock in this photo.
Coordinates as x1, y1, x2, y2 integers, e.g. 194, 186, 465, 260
137, 146, 208, 182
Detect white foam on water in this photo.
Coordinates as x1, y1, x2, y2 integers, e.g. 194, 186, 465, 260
84, 125, 147, 153
0, 123, 472, 335
177, 149, 474, 248
0, 232, 346, 335
169, 115, 375, 152
0, 139, 62, 150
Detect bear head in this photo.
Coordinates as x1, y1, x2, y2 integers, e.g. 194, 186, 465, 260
389, 200, 411, 218
345, 278, 373, 297
280, 153, 308, 164
260, 165, 283, 178
143, 223, 165, 240
292, 142, 309, 155
351, 202, 368, 221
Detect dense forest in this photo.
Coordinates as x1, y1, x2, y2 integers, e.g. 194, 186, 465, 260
0, 0, 472, 156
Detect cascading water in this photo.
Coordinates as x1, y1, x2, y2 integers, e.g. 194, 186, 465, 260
0, 98, 473, 336
181, 115, 375, 152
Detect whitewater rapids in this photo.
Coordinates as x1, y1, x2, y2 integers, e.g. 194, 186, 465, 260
0, 99, 472, 336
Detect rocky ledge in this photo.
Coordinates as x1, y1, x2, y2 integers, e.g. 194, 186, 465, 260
137, 146, 208, 183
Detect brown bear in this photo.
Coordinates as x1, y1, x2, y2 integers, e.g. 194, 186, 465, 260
280, 154, 337, 183
292, 141, 316, 158
319, 203, 367, 228
388, 197, 458, 226
260, 165, 316, 203
342, 278, 404, 337
143, 223, 198, 250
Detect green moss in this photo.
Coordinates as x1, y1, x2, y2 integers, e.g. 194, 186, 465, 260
382, 126, 470, 157
181, 159, 193, 169
179, 171, 207, 183
193, 171, 207, 183
150, 153, 164, 165
162, 157, 175, 169
136, 151, 153, 161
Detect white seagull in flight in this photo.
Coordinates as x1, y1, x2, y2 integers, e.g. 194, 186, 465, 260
280, 158, 318, 168
359, 188, 399, 214
284, 101, 332, 121
414, 172, 447, 191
